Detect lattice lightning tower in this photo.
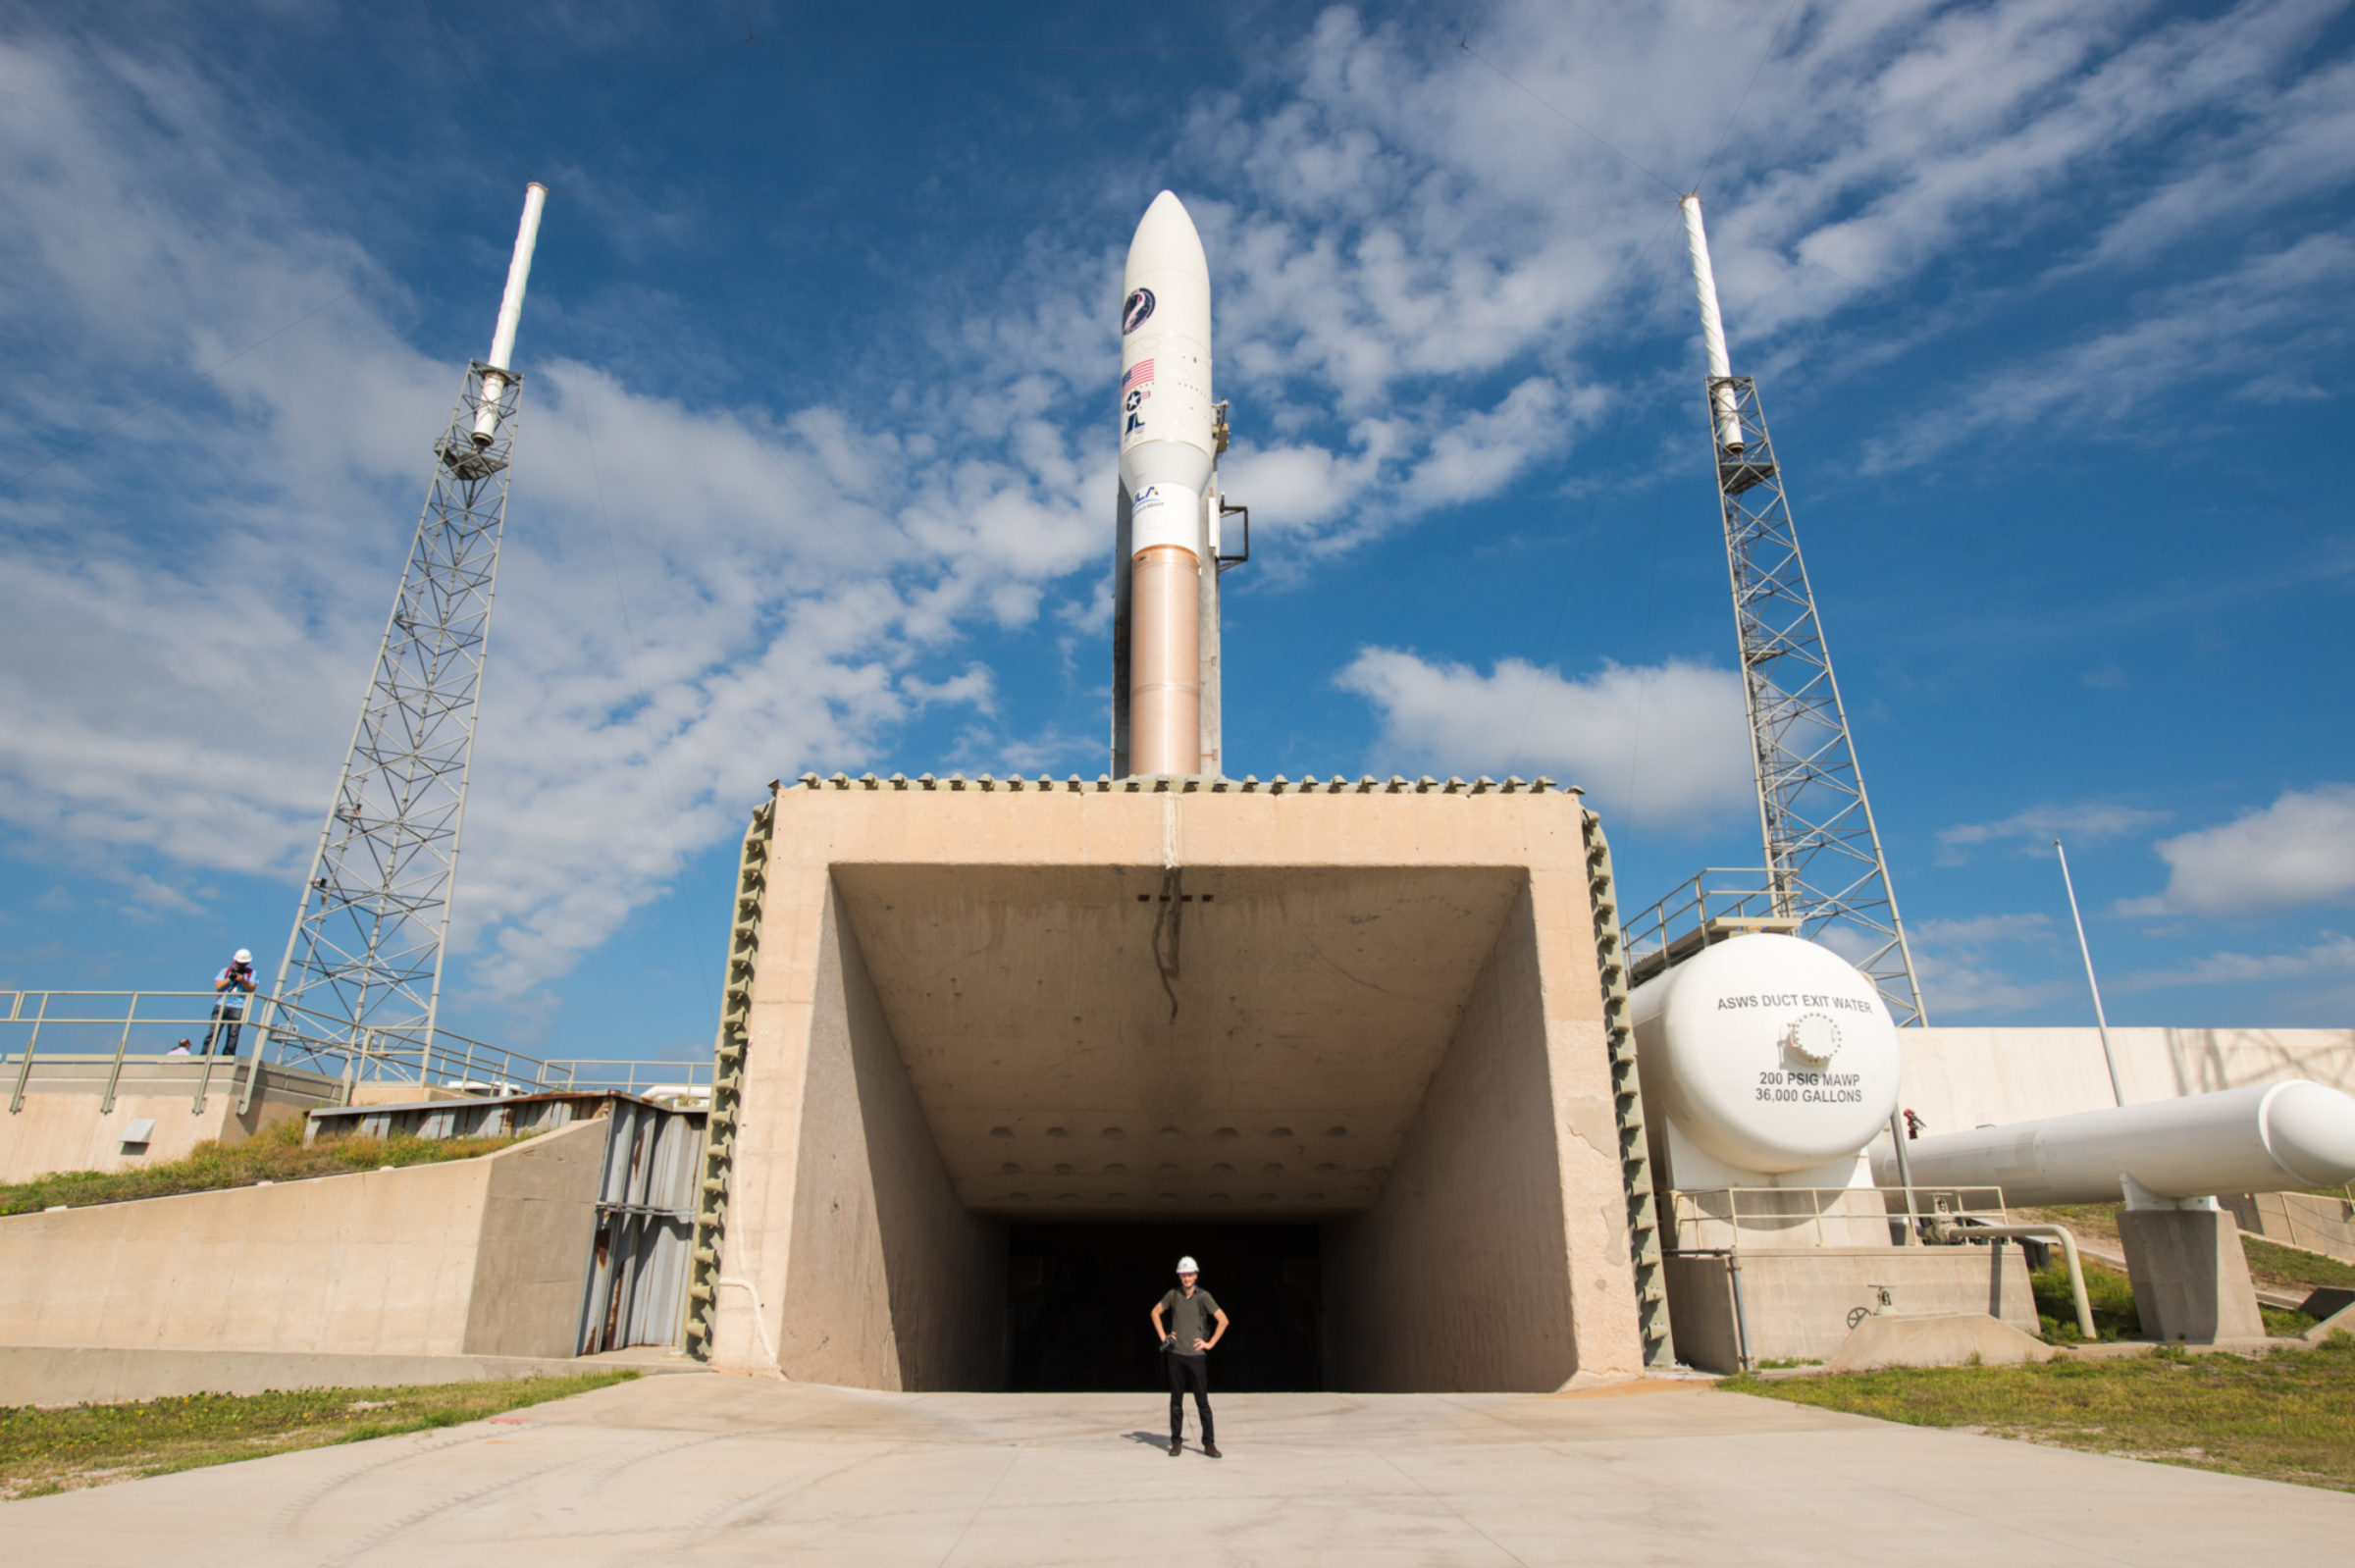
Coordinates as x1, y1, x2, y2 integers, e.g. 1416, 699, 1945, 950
268, 183, 548, 1058
1680, 194, 1928, 1027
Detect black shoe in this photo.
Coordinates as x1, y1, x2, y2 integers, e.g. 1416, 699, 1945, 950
1169, 1439, 1181, 1456
1204, 1442, 1222, 1458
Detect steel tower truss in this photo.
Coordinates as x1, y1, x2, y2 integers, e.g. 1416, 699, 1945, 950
268, 364, 520, 1057
1707, 374, 1927, 1026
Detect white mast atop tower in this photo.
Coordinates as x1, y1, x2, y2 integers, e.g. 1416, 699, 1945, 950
472, 182, 547, 446
1679, 195, 1744, 454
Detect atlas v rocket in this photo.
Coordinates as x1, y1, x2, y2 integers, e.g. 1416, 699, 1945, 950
1113, 190, 1236, 778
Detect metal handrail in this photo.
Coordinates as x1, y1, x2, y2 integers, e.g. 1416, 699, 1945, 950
1622, 867, 1799, 986
1, 987, 706, 1116
1666, 1184, 2013, 1252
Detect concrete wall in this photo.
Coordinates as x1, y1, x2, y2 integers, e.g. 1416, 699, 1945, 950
1325, 878, 1645, 1391
0, 1118, 603, 1358
1664, 1246, 2039, 1373
2222, 1190, 2355, 1264
463, 1118, 613, 1357
0, 1060, 340, 1183
1898, 1027, 2355, 1136
717, 882, 1004, 1389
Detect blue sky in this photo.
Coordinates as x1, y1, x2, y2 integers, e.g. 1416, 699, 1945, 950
2, 0, 2352, 1063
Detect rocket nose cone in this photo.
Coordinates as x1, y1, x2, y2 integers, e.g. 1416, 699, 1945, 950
1127, 190, 1207, 277
2267, 1081, 2355, 1188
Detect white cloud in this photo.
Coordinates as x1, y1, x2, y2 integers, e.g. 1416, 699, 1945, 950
1936, 801, 2170, 862
1912, 912, 2054, 945
2119, 932, 2355, 990
1865, 232, 2355, 467
1222, 375, 1603, 568
2120, 785, 2355, 916
1906, 910, 2071, 1018
1334, 649, 1750, 828
1197, 0, 2349, 437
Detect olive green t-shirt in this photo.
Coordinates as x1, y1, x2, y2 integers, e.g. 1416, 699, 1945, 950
1161, 1286, 1220, 1355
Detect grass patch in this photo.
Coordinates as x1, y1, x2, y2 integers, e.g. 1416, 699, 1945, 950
2015, 1203, 2123, 1251
2029, 1242, 2318, 1340
0, 1117, 533, 1216
1723, 1335, 2355, 1491
2032, 1255, 2141, 1343
0, 1371, 635, 1499
2016, 1204, 2355, 1294
2243, 1236, 2355, 1294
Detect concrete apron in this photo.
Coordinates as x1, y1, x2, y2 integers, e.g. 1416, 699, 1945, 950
8, 1373, 2353, 1565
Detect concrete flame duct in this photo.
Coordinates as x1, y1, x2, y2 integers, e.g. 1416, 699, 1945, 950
697, 777, 1651, 1393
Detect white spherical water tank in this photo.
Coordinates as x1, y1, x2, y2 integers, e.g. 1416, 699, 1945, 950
1629, 932, 1902, 1176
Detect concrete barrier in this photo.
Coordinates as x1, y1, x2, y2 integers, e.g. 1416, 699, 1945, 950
0, 1118, 604, 1363
2222, 1190, 2355, 1265
1823, 1312, 2055, 1372
0, 1058, 340, 1182
1666, 1244, 2039, 1373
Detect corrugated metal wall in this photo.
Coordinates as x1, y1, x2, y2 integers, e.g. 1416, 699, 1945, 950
576, 1098, 704, 1353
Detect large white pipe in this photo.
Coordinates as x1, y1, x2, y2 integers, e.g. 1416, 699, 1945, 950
1119, 190, 1215, 776
472, 182, 549, 447
1871, 1081, 2355, 1208
1679, 194, 1744, 455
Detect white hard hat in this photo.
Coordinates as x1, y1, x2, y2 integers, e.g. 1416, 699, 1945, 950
1176, 1256, 1199, 1275
234, 949, 252, 964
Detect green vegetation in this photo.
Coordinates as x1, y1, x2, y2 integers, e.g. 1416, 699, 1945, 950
2244, 1236, 2355, 1294
2030, 1248, 2317, 1341
1, 1371, 635, 1499
0, 1117, 532, 1216
2031, 1256, 2141, 1343
2015, 1203, 2124, 1250
2012, 1203, 2350, 1338
1724, 1335, 2355, 1492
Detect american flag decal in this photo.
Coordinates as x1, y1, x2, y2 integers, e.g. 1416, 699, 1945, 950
1122, 360, 1155, 392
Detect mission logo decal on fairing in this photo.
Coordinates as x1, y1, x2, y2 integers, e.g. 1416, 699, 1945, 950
1123, 287, 1155, 334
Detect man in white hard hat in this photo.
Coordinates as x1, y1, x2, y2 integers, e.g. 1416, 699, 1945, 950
204, 948, 258, 1057
1149, 1254, 1228, 1457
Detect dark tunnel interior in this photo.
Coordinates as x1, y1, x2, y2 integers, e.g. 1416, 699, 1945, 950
1005, 1224, 1325, 1392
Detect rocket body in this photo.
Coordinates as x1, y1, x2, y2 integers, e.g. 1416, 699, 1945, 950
1119, 190, 1214, 776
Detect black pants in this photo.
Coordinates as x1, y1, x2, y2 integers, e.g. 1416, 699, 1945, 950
204, 1005, 243, 1057
1168, 1353, 1212, 1443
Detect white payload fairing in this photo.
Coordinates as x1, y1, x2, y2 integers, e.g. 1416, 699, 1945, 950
1115, 190, 1228, 778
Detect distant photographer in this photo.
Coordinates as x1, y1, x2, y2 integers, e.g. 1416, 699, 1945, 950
204, 949, 258, 1057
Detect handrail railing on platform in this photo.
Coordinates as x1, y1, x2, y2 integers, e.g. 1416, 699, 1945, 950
0, 988, 706, 1117
1665, 1185, 2012, 1251
1622, 868, 1804, 987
